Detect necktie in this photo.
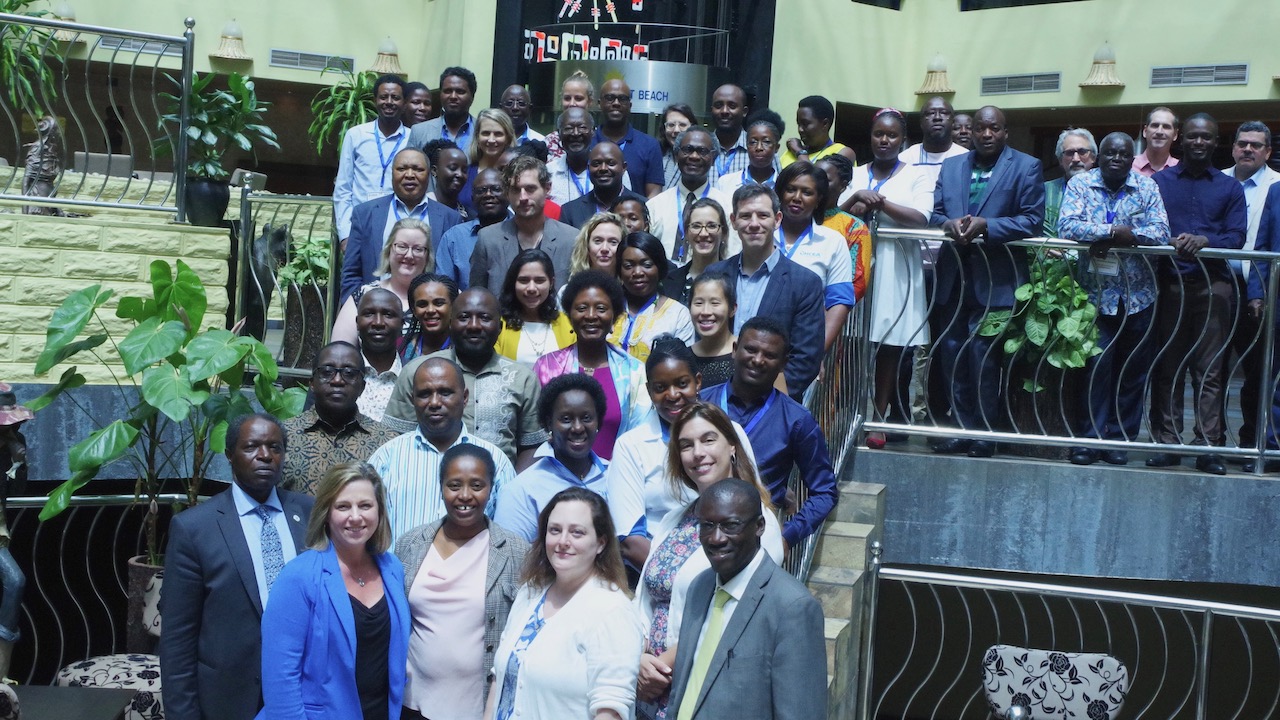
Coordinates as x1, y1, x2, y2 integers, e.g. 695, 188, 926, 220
686, 191, 697, 207
255, 505, 284, 592
677, 587, 731, 720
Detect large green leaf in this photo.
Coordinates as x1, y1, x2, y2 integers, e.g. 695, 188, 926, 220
171, 260, 208, 332
38, 469, 97, 521
40, 285, 112, 361
235, 336, 279, 382
1024, 311, 1050, 347
1056, 316, 1082, 340
35, 333, 107, 375
25, 367, 86, 412
67, 420, 139, 473
141, 366, 211, 423
186, 329, 250, 382
119, 317, 188, 376
115, 296, 158, 321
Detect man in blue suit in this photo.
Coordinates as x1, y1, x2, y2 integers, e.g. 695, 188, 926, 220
1244, 181, 1280, 471
340, 148, 461, 302
929, 105, 1045, 457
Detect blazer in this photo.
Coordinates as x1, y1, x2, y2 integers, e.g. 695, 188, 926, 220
666, 556, 828, 720
340, 193, 462, 302
258, 545, 410, 720
705, 253, 826, 400
929, 145, 1045, 308
468, 217, 579, 293
493, 313, 577, 362
393, 518, 530, 700
159, 487, 313, 720
1247, 182, 1280, 312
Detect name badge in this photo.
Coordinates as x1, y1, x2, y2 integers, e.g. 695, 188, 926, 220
1090, 255, 1120, 277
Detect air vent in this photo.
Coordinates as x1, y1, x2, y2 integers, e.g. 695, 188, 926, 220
269, 49, 355, 73
980, 72, 1061, 95
1150, 64, 1248, 88
99, 37, 183, 57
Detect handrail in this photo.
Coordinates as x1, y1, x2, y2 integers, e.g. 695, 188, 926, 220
4, 493, 190, 509
0, 12, 187, 43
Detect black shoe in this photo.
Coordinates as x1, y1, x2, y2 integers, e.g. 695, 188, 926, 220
1069, 447, 1099, 465
1243, 460, 1280, 473
1101, 450, 1130, 466
932, 438, 972, 454
1146, 453, 1181, 467
967, 440, 996, 458
1195, 454, 1226, 475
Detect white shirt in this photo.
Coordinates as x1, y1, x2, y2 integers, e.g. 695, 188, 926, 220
230, 483, 298, 608
608, 296, 696, 361
334, 120, 407, 239
775, 221, 855, 308
1229, 163, 1280, 255
647, 180, 740, 264
547, 156, 631, 206
717, 167, 777, 196
381, 194, 433, 251
517, 126, 547, 145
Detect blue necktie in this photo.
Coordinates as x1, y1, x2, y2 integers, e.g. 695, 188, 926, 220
254, 505, 284, 591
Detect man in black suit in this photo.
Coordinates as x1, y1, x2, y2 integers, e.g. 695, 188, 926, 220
559, 141, 647, 228
159, 413, 313, 720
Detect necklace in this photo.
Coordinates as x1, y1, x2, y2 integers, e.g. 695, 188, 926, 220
525, 322, 553, 357
355, 575, 367, 587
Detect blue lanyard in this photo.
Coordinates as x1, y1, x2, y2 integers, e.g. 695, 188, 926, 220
866, 161, 901, 194
742, 168, 777, 189
717, 147, 740, 177
568, 168, 592, 198
719, 385, 777, 435
621, 295, 658, 351
775, 224, 814, 260
374, 126, 404, 189
1104, 188, 1127, 224
675, 184, 712, 262
393, 199, 429, 222
660, 420, 670, 444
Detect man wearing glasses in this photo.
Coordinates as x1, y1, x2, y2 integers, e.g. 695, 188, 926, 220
500, 84, 545, 146
1044, 128, 1097, 236
279, 341, 401, 494
647, 127, 739, 263
594, 78, 665, 197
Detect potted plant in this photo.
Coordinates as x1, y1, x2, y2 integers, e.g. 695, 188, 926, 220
160, 71, 279, 226
28, 259, 306, 649
306, 67, 378, 154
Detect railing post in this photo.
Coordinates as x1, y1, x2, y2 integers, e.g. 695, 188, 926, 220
174, 17, 195, 224
856, 541, 883, 720
1255, 258, 1280, 474
1195, 609, 1213, 720
236, 185, 254, 329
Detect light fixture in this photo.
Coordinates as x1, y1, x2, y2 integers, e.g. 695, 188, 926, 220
209, 19, 251, 61
1079, 43, 1124, 88
916, 54, 955, 95
369, 37, 404, 75
52, 2, 79, 43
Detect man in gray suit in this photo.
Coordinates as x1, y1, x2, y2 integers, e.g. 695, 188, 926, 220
468, 155, 578, 293
666, 478, 827, 720
159, 413, 314, 720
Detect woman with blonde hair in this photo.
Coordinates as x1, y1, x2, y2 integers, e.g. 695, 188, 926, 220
569, 212, 628, 276
332, 218, 432, 344
546, 70, 595, 160
459, 108, 517, 214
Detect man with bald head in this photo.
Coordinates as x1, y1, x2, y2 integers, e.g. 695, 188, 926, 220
370, 356, 516, 541
500, 84, 544, 146
340, 146, 462, 301
900, 96, 968, 186
929, 105, 1045, 458
560, 141, 647, 228
594, 78, 664, 197
951, 113, 974, 150
436, 167, 510, 289
711, 84, 772, 182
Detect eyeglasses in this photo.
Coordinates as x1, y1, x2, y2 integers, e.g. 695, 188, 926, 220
679, 145, 713, 157
1061, 148, 1094, 158
698, 515, 761, 535
474, 184, 504, 196
315, 366, 361, 382
747, 138, 776, 149
689, 222, 722, 234
501, 100, 529, 109
393, 243, 427, 256
601, 93, 631, 104
1236, 140, 1266, 150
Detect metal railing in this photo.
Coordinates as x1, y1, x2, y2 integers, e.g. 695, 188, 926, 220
862, 225, 1280, 470
858, 542, 1280, 720
0, 13, 194, 217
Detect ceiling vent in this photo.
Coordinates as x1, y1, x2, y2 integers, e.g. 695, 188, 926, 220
269, 49, 355, 73
99, 37, 183, 57
980, 72, 1061, 95
1150, 64, 1248, 88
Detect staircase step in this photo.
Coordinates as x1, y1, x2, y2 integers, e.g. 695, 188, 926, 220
812, 521, 876, 571
824, 617, 850, 676
807, 566, 864, 620
832, 481, 885, 526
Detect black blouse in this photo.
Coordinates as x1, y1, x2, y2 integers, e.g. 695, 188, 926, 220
351, 593, 390, 720
693, 351, 734, 388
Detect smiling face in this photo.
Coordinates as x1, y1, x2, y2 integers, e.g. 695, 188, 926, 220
559, 107, 594, 155
780, 174, 820, 225
678, 416, 735, 492
618, 246, 659, 301
1098, 134, 1135, 188
228, 416, 284, 502
746, 124, 777, 169
514, 260, 552, 314
1142, 109, 1178, 153
548, 389, 600, 462
412, 362, 467, 440
870, 115, 905, 162
310, 343, 365, 421
697, 489, 765, 582
613, 200, 648, 233
1058, 135, 1095, 179
477, 117, 511, 159
392, 150, 429, 204
1233, 130, 1271, 177
732, 327, 786, 391
545, 499, 604, 582
411, 281, 452, 338
389, 228, 429, 280
472, 168, 507, 220
561, 79, 591, 110
588, 143, 626, 191
599, 79, 632, 125
733, 193, 781, 254
951, 114, 974, 149
435, 148, 469, 198
439, 74, 473, 118
356, 290, 404, 356
677, 129, 714, 186
664, 109, 692, 145
687, 206, 724, 262
1180, 117, 1217, 166
568, 286, 615, 344
375, 82, 404, 122
587, 222, 623, 271
500, 85, 531, 128
690, 279, 733, 340
441, 454, 491, 530
450, 290, 501, 361
404, 87, 432, 125
327, 479, 379, 552
648, 358, 701, 425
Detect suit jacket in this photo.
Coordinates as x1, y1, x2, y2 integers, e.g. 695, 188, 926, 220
1247, 182, 1280, 311
159, 487, 313, 720
929, 145, 1045, 307
468, 217, 578, 293
559, 188, 648, 229
340, 193, 462, 302
666, 556, 827, 720
705, 253, 826, 400
257, 545, 410, 720
393, 518, 530, 701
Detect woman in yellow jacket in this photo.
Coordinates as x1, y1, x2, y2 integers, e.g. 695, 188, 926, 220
494, 248, 576, 365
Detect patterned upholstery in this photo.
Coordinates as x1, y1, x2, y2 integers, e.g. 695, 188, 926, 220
982, 644, 1129, 720
0, 683, 16, 720
141, 571, 162, 638
55, 654, 162, 720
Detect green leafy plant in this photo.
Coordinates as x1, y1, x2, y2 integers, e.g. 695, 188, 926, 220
159, 71, 280, 180
29, 260, 306, 563
307, 67, 378, 155
277, 233, 332, 288
0, 0, 60, 110
977, 248, 1102, 392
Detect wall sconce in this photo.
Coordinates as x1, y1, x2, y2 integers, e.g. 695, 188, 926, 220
369, 37, 404, 75
916, 54, 955, 95
209, 19, 251, 61
1079, 43, 1123, 88
52, 2, 80, 43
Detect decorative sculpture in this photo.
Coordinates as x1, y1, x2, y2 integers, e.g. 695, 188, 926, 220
22, 116, 66, 216
0, 383, 31, 681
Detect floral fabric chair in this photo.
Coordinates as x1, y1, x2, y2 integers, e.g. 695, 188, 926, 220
981, 644, 1129, 720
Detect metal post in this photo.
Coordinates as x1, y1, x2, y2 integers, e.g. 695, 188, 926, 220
1195, 609, 1213, 720
856, 541, 884, 720
1254, 258, 1280, 474
174, 17, 195, 224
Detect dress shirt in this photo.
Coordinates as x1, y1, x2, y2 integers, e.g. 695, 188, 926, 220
493, 443, 610, 542
382, 194, 434, 250
647, 180, 740, 264
369, 427, 514, 542
1228, 163, 1280, 278
1059, 169, 1170, 315
280, 409, 403, 495
435, 218, 483, 290
1152, 164, 1247, 277
593, 125, 665, 191
732, 250, 781, 333
1132, 151, 1178, 178
559, 188, 647, 229
408, 115, 475, 156
547, 156, 596, 206
517, 126, 547, 145
691, 549, 765, 654
334, 120, 406, 239
357, 351, 402, 422
776, 221, 855, 308
230, 483, 298, 607
700, 383, 837, 545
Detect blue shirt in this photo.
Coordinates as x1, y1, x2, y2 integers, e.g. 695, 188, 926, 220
593, 125, 664, 192
1152, 164, 1247, 277
732, 250, 781, 333
230, 483, 299, 607
435, 218, 483, 290
699, 383, 837, 546
493, 442, 610, 542
333, 120, 406, 239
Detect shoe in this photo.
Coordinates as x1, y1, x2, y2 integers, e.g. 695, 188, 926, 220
1243, 460, 1280, 473
932, 438, 972, 454
1145, 453, 1181, 468
1069, 447, 1098, 465
967, 440, 996, 458
865, 432, 886, 450
1194, 454, 1226, 476
1101, 450, 1130, 466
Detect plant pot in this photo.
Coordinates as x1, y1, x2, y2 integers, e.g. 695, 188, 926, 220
1005, 365, 1084, 459
282, 283, 328, 371
184, 177, 231, 227
126, 555, 163, 654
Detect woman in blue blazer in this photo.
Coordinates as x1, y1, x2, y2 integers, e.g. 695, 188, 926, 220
259, 462, 410, 720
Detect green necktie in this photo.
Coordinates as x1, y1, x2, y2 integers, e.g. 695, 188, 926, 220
677, 587, 732, 720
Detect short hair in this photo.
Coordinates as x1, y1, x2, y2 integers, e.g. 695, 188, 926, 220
665, 403, 769, 508
225, 412, 286, 454
415, 355, 466, 391
378, 218, 433, 275
645, 333, 699, 377
403, 81, 428, 97
469, 108, 517, 164
440, 443, 497, 487
512, 139, 549, 163
556, 106, 595, 133
500, 248, 561, 330
560, 268, 625, 318
306, 462, 392, 554
373, 74, 406, 95
673, 127, 720, 158
503, 155, 550, 189
1184, 112, 1218, 134
440, 66, 477, 96
741, 315, 790, 352
1145, 106, 1179, 127
1237, 121, 1272, 146
316, 340, 359, 362
679, 197, 730, 264
570, 212, 627, 275
660, 103, 700, 151
421, 138, 461, 168
732, 183, 780, 215
1099, 132, 1137, 155
562, 70, 595, 102
610, 196, 650, 226
1054, 128, 1098, 159
745, 108, 785, 140
775, 160, 830, 207
702, 476, 768, 516
616, 231, 670, 283
519, 486, 628, 592
537, 372, 608, 430
690, 270, 737, 310
799, 95, 835, 123
815, 153, 855, 187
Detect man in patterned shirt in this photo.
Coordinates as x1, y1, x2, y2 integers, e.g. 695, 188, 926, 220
354, 288, 404, 422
